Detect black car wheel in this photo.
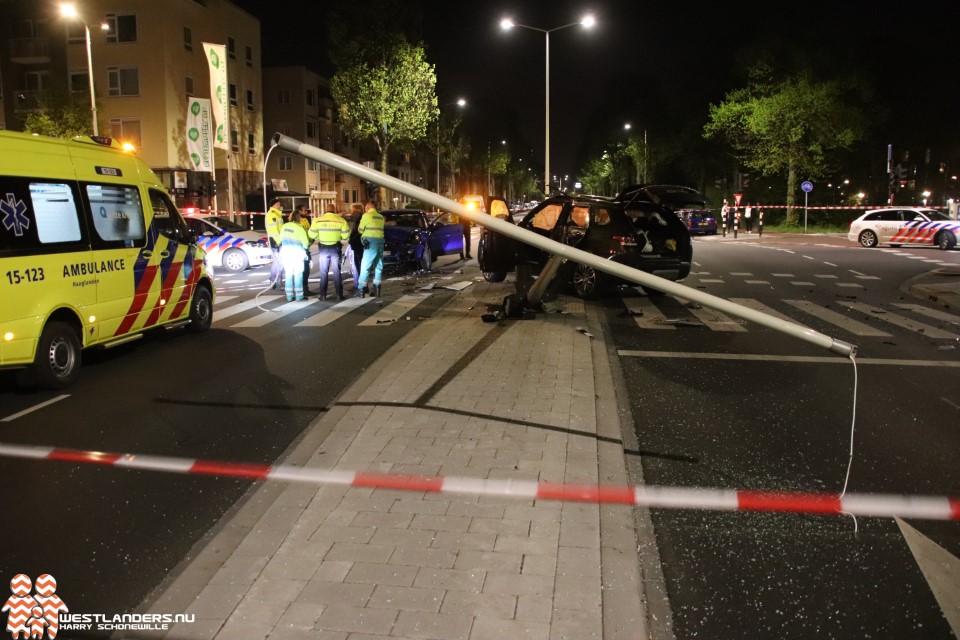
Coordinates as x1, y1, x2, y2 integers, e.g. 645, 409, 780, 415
858, 230, 879, 248
570, 263, 601, 299
937, 231, 956, 250
24, 321, 82, 389
483, 271, 507, 283
188, 285, 213, 332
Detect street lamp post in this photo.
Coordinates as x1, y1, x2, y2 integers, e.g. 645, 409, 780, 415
500, 14, 595, 197
60, 3, 108, 136
436, 98, 466, 196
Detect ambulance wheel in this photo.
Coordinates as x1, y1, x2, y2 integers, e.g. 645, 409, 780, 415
26, 321, 81, 389
222, 248, 249, 272
188, 286, 213, 333
937, 231, 956, 250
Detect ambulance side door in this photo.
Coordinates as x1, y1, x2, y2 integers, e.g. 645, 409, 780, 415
145, 188, 198, 325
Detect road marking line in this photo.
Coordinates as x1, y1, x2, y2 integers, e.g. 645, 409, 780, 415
686, 307, 747, 332
785, 299, 891, 336
772, 273, 795, 277
232, 298, 319, 328
617, 350, 960, 367
729, 298, 809, 327
837, 301, 959, 339
221, 279, 247, 284
942, 397, 960, 410
891, 303, 960, 326
358, 294, 433, 326
823, 261, 838, 267
745, 280, 770, 285
855, 275, 881, 280
213, 299, 263, 322
803, 255, 816, 260
2, 395, 70, 422
836, 283, 864, 288
213, 295, 238, 304
790, 281, 816, 286
698, 278, 725, 283
730, 272, 753, 276
815, 274, 839, 279
623, 297, 676, 330
295, 296, 374, 327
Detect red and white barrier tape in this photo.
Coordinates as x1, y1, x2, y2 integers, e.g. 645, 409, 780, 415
742, 205, 947, 211
3, 442, 958, 520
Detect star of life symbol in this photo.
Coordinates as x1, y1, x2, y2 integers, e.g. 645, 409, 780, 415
1, 194, 30, 237
2, 575, 68, 640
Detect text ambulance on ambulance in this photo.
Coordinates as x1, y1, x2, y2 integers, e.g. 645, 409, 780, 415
0, 131, 214, 389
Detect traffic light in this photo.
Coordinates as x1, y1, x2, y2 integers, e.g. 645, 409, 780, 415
210, 180, 217, 196
742, 174, 751, 189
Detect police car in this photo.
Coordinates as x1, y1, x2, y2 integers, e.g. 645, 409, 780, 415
848, 207, 959, 250
183, 214, 272, 271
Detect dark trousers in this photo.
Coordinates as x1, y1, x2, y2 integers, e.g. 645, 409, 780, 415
317, 244, 343, 298
303, 247, 312, 290
462, 225, 471, 257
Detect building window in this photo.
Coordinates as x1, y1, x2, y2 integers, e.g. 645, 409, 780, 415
245, 45, 253, 67
306, 89, 315, 106
229, 83, 237, 107
105, 13, 137, 44
246, 89, 254, 112
66, 22, 84, 45
227, 36, 236, 59
307, 159, 317, 171
107, 66, 139, 96
185, 76, 194, 97
109, 118, 142, 148
342, 187, 349, 203
230, 130, 239, 152
69, 71, 87, 93
279, 156, 292, 172
306, 120, 317, 139
277, 89, 290, 104
183, 26, 193, 51
247, 133, 256, 155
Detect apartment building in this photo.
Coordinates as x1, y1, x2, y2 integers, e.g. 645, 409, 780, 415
0, 0, 262, 212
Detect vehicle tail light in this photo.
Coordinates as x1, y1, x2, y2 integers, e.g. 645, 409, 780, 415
612, 235, 636, 247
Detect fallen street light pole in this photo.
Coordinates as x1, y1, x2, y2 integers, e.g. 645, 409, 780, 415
271, 133, 857, 357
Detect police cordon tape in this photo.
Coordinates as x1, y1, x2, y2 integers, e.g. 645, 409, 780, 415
3, 441, 958, 520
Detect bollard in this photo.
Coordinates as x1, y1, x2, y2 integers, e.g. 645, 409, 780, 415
733, 211, 739, 239
758, 210, 764, 237
721, 213, 727, 237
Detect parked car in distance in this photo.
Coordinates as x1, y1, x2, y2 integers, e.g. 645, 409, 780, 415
478, 185, 700, 298
677, 208, 717, 235
183, 214, 273, 271
381, 209, 465, 270
847, 207, 959, 250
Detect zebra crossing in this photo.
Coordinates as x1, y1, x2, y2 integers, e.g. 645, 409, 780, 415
212, 292, 435, 329
621, 293, 960, 341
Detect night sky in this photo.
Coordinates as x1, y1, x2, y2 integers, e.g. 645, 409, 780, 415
233, 0, 960, 181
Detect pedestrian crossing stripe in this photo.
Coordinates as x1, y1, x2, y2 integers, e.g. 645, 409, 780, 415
784, 299, 891, 337
295, 296, 373, 327
358, 294, 433, 326
837, 301, 959, 339
233, 298, 317, 328
211, 293, 433, 328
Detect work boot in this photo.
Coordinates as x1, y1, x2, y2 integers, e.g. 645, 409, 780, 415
374, 284, 381, 298
356, 286, 367, 299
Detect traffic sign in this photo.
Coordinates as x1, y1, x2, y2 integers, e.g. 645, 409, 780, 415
801, 181, 814, 193
734, 193, 743, 207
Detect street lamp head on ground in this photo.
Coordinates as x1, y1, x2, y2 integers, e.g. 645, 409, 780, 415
60, 3, 109, 136
500, 13, 595, 196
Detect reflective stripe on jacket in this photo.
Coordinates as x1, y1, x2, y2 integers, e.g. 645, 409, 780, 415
266, 206, 284, 243
309, 212, 350, 245
358, 209, 385, 240
280, 220, 309, 249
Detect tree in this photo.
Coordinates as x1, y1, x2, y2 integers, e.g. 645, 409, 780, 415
580, 154, 614, 196
21, 92, 96, 139
331, 40, 438, 203
704, 65, 866, 224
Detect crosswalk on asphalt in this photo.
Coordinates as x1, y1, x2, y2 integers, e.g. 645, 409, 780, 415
212, 292, 434, 329
623, 294, 960, 340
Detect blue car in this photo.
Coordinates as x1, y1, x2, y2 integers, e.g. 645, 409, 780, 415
381, 210, 465, 270
678, 209, 717, 235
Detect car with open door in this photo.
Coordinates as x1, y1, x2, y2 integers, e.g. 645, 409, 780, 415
478, 186, 700, 298
381, 209, 464, 271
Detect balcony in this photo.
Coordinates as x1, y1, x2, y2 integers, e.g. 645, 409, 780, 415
10, 38, 51, 64
12, 90, 51, 112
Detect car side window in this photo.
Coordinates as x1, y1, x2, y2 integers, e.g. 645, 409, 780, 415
489, 200, 510, 218
593, 207, 611, 226
86, 183, 146, 247
879, 211, 900, 221
531, 204, 563, 231
864, 212, 882, 221
149, 189, 189, 243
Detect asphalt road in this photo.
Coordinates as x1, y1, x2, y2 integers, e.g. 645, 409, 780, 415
606, 234, 960, 639
0, 257, 465, 625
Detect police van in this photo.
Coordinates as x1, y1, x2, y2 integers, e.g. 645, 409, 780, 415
0, 131, 214, 388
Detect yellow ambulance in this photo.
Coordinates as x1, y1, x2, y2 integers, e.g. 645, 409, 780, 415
0, 131, 214, 388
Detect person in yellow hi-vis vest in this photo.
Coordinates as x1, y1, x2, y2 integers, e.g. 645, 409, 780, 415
265, 198, 285, 290
295, 205, 314, 295
279, 210, 310, 301
308, 209, 350, 300
356, 201, 385, 298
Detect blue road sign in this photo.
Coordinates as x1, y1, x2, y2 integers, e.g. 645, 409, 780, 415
801, 181, 814, 193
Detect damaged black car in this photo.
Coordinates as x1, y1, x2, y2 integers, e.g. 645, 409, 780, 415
477, 185, 703, 298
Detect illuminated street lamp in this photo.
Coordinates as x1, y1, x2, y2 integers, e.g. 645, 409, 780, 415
436, 97, 466, 196
60, 3, 109, 136
500, 13, 595, 195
